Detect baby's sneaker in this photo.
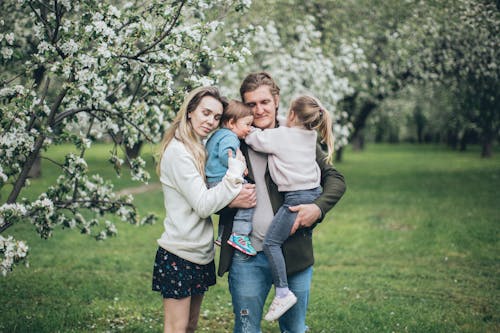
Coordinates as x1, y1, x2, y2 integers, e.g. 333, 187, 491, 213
227, 234, 257, 256
264, 291, 298, 321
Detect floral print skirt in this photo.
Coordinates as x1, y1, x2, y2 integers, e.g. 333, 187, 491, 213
152, 246, 216, 299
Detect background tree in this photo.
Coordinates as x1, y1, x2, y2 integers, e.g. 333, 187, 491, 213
217, 1, 357, 153
400, 0, 500, 157
0, 0, 252, 275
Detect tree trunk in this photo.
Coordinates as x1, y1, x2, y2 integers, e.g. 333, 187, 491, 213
481, 138, 493, 158
350, 100, 377, 151
28, 154, 42, 178
351, 131, 365, 151
125, 141, 144, 165
335, 147, 343, 163
447, 130, 458, 150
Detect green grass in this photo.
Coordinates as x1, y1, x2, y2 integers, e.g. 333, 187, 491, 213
1, 143, 499, 332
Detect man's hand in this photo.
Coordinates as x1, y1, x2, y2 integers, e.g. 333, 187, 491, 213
288, 203, 321, 235
228, 183, 256, 209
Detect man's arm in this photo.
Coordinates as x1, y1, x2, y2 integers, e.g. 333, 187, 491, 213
289, 144, 346, 233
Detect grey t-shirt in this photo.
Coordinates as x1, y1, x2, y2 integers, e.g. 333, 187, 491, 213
248, 148, 275, 251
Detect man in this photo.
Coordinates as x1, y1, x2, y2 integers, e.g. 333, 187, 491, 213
218, 72, 346, 332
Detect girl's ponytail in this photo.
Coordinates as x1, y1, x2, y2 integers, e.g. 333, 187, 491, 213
290, 95, 335, 164
317, 107, 334, 164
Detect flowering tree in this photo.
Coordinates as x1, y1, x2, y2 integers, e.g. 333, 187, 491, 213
217, 15, 356, 151
400, 0, 500, 157
311, 0, 499, 156
0, 0, 252, 275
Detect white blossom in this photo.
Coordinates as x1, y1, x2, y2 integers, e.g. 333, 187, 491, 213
1, 47, 13, 59
4, 32, 14, 45
0, 0, 253, 275
60, 39, 79, 56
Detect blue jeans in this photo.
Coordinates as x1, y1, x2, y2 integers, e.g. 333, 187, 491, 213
208, 180, 254, 236
264, 187, 321, 288
229, 251, 312, 333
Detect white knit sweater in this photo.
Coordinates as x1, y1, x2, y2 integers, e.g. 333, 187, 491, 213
157, 138, 244, 265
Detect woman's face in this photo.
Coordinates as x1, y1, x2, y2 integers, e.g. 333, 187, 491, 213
188, 96, 223, 138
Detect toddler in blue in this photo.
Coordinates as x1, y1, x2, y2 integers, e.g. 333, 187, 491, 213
205, 100, 256, 255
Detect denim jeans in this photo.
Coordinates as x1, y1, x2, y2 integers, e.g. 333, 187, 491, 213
208, 180, 254, 235
263, 187, 321, 288
229, 251, 312, 333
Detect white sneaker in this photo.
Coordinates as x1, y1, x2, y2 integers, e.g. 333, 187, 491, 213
264, 292, 298, 321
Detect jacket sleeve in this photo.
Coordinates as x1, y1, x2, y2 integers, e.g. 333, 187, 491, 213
313, 144, 346, 221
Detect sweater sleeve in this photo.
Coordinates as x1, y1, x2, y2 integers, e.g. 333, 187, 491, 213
313, 144, 346, 221
244, 128, 278, 154
162, 143, 242, 219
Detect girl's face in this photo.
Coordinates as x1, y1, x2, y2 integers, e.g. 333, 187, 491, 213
189, 96, 223, 138
227, 115, 254, 139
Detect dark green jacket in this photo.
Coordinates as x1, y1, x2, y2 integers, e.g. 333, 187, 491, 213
217, 141, 346, 277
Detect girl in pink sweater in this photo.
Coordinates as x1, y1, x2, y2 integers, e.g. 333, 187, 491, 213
245, 94, 334, 321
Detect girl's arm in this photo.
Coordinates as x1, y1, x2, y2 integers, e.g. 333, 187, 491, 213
244, 128, 279, 154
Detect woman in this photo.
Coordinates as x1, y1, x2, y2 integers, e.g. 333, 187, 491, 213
152, 86, 247, 332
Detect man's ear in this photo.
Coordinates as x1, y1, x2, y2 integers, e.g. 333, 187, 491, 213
274, 95, 280, 110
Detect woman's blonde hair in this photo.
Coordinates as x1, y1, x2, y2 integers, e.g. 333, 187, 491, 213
289, 95, 335, 164
157, 86, 228, 176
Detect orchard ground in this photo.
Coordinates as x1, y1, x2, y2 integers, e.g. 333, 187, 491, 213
0, 143, 498, 332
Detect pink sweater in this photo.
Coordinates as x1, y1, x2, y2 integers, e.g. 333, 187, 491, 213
245, 125, 321, 192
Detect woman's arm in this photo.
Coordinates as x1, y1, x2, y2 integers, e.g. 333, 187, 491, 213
162, 144, 245, 218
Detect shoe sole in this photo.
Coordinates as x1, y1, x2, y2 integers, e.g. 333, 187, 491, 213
227, 239, 257, 256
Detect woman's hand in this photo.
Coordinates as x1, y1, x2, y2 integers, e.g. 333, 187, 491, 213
228, 183, 256, 208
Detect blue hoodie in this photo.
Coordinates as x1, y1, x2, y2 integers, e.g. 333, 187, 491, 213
205, 128, 241, 183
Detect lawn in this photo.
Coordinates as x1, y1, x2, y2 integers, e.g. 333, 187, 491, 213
1, 143, 499, 332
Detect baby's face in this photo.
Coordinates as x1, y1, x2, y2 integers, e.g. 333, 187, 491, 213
230, 115, 254, 139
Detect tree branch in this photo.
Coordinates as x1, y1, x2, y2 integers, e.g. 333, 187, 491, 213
39, 155, 64, 168
53, 107, 154, 142
29, 2, 54, 42
6, 87, 68, 208
133, 0, 186, 58
27, 76, 50, 131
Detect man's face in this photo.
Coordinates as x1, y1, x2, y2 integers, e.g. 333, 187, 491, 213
242, 85, 279, 129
